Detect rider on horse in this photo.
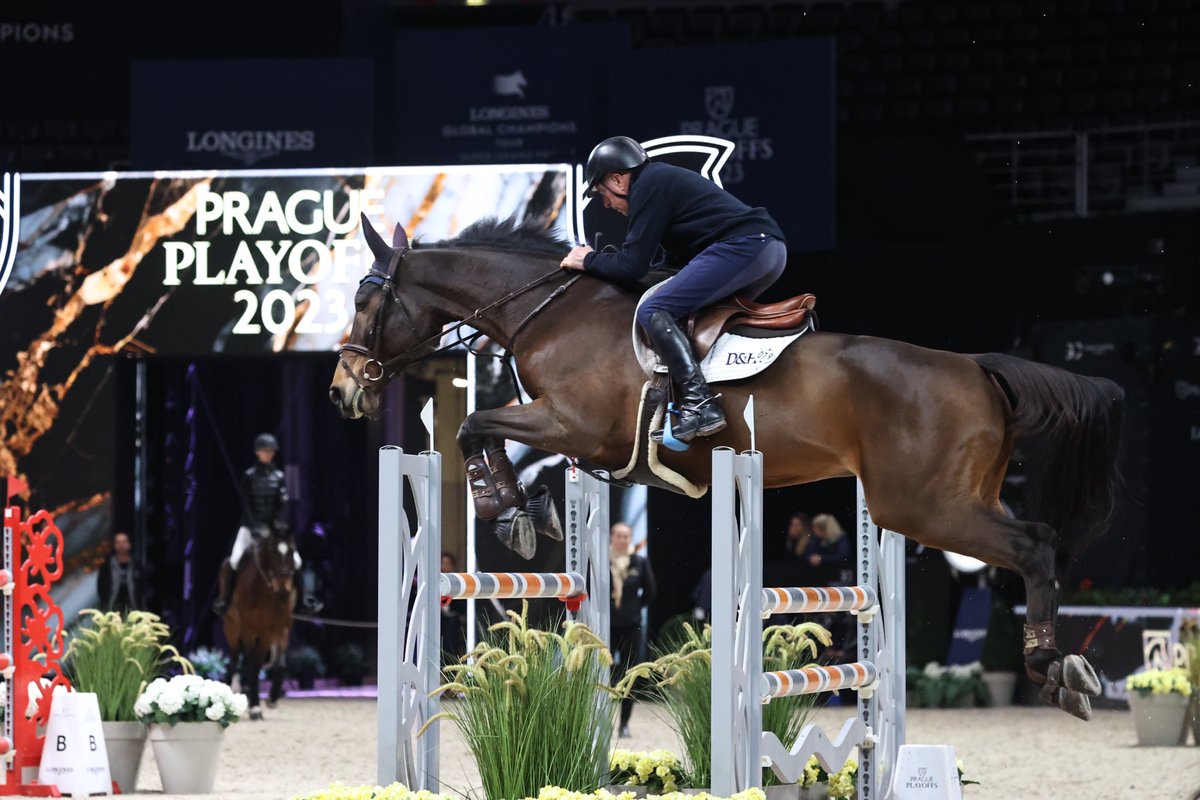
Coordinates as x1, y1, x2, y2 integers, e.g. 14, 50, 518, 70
213, 433, 320, 615
560, 135, 788, 443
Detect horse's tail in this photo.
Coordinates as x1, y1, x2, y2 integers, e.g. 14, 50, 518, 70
969, 352, 1124, 572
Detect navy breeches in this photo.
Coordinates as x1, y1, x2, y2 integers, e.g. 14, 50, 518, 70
635, 234, 787, 330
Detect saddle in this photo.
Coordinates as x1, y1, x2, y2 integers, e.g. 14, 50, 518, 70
685, 293, 817, 361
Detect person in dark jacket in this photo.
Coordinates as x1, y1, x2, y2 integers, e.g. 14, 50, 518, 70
96, 531, 151, 614
802, 513, 854, 659
213, 433, 320, 615
561, 136, 788, 443
609, 520, 656, 738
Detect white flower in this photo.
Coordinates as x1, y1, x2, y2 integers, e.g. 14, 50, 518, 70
156, 688, 185, 715
230, 693, 249, 717
204, 701, 226, 721
141, 678, 167, 702
133, 697, 154, 718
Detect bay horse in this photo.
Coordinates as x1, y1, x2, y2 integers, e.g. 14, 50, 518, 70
330, 213, 1123, 721
222, 525, 297, 719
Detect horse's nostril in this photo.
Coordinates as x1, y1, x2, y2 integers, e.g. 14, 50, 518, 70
329, 387, 341, 406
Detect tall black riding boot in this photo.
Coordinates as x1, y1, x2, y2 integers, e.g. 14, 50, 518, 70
300, 567, 324, 614
646, 309, 726, 443
213, 559, 236, 616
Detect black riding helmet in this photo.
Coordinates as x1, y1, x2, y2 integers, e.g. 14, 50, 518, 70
584, 136, 649, 196
254, 432, 279, 451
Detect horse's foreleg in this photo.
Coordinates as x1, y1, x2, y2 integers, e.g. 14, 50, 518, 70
457, 400, 570, 520
245, 648, 264, 720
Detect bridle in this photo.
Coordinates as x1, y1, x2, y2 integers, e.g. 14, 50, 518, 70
337, 244, 582, 396
253, 529, 295, 598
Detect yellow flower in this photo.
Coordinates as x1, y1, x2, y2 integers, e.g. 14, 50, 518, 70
1126, 667, 1192, 697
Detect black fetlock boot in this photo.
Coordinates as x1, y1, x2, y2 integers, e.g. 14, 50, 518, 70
213, 559, 235, 616
645, 310, 726, 443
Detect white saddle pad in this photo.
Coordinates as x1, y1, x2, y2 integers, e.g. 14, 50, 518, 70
632, 281, 810, 384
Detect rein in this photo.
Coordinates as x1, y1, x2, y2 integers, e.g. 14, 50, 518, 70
339, 247, 581, 390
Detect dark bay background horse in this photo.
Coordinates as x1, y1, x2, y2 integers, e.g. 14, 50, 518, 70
223, 526, 297, 719
330, 214, 1123, 721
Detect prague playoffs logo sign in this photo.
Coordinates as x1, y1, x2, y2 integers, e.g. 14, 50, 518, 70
571, 136, 735, 246
0, 173, 19, 302
681, 85, 774, 185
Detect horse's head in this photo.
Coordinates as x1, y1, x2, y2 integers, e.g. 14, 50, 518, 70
259, 527, 297, 597
330, 213, 444, 418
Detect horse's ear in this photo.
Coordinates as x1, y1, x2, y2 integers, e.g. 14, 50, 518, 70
360, 212, 392, 264
391, 222, 409, 250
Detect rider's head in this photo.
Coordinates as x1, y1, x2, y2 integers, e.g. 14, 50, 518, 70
254, 432, 278, 463
584, 136, 648, 216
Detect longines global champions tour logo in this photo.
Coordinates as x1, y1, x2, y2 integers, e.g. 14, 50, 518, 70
0, 172, 20, 301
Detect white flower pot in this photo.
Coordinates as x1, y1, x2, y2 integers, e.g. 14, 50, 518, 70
1190, 695, 1200, 746
982, 671, 1018, 707
102, 721, 147, 794
1127, 691, 1190, 746
148, 721, 225, 793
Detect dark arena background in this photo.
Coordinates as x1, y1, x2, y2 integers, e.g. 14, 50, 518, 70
1, 0, 1198, 717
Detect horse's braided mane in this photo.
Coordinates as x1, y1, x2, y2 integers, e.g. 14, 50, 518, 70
414, 216, 570, 257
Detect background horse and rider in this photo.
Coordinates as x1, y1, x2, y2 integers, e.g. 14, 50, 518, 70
330, 213, 1123, 721
221, 524, 297, 719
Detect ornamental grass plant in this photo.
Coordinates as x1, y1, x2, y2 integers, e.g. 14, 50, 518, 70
63, 609, 192, 721
617, 621, 829, 789
428, 602, 615, 800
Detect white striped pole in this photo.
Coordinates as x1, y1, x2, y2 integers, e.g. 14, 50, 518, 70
762, 662, 879, 700
439, 571, 587, 601
761, 586, 878, 616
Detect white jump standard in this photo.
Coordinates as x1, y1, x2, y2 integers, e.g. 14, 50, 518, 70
710, 446, 906, 799
376, 446, 610, 792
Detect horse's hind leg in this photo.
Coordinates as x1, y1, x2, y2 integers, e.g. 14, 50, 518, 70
879, 500, 1099, 720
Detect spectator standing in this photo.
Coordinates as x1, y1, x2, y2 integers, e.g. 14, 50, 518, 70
96, 531, 151, 614
609, 521, 656, 738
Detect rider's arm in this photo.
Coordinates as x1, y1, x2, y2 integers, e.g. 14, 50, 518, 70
275, 472, 289, 533
638, 554, 657, 607
582, 178, 670, 281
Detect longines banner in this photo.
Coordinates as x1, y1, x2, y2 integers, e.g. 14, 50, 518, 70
131, 59, 375, 169
392, 24, 626, 166
607, 39, 836, 251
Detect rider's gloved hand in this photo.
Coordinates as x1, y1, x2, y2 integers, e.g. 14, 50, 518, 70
559, 245, 593, 271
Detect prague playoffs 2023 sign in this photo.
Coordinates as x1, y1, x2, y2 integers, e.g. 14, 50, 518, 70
0, 166, 571, 358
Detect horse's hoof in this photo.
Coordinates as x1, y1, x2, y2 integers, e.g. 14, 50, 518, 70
265, 698, 278, 709
1062, 654, 1102, 697
1057, 688, 1092, 721
249, 707, 263, 721
494, 507, 537, 560
525, 485, 563, 541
